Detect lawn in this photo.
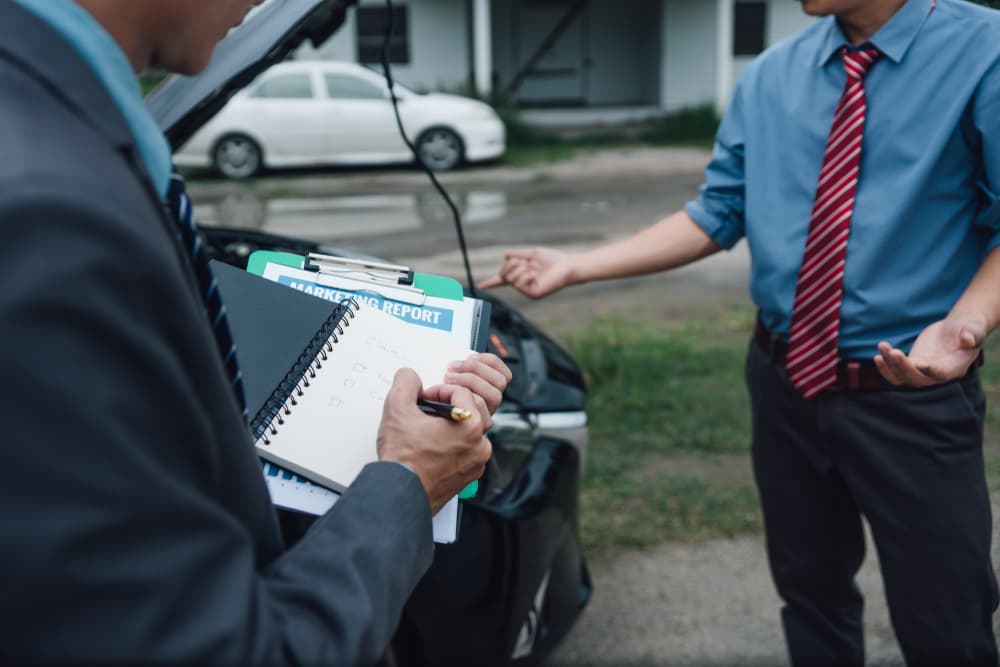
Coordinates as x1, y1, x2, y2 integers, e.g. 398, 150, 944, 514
499, 104, 719, 168
565, 305, 1000, 558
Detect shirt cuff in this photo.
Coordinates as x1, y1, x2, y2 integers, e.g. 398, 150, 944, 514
684, 199, 743, 250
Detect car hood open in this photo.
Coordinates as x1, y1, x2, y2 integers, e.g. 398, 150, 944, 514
145, 0, 356, 151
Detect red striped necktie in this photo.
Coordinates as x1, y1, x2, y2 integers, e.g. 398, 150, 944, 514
786, 47, 881, 398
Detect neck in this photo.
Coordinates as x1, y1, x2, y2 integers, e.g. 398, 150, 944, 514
836, 0, 908, 45
74, 0, 151, 72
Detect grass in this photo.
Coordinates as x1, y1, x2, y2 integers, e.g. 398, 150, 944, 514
499, 104, 720, 168
564, 305, 1000, 558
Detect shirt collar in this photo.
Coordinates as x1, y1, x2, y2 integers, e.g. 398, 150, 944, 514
10, 0, 172, 198
814, 0, 935, 67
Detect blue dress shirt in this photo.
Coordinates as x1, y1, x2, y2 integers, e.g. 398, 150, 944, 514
686, 0, 1000, 358
11, 0, 172, 197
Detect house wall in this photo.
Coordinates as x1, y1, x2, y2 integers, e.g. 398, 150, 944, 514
490, 0, 661, 107
661, 0, 814, 112
660, 0, 717, 112
297, 0, 816, 114
298, 0, 472, 94
585, 0, 661, 106
731, 2, 816, 87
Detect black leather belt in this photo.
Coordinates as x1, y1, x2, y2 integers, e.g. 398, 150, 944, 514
753, 320, 982, 392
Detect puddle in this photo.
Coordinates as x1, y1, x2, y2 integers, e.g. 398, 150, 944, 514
193, 190, 507, 237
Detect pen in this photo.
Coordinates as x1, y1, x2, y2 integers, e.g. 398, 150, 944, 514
417, 398, 473, 421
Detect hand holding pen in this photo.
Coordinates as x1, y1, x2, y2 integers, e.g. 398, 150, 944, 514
378, 369, 492, 513
418, 398, 473, 421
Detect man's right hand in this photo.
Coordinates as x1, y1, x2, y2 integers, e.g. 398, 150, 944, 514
377, 369, 492, 514
477, 247, 577, 299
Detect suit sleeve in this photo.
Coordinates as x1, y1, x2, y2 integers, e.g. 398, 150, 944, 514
0, 182, 433, 666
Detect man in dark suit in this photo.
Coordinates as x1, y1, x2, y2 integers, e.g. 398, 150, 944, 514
0, 0, 510, 664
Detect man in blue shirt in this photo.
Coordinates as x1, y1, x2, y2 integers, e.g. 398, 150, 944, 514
482, 0, 1000, 663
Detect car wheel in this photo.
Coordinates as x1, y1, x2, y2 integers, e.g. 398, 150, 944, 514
416, 127, 463, 171
213, 134, 262, 180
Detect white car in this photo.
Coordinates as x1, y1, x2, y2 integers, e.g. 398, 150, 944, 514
174, 60, 506, 179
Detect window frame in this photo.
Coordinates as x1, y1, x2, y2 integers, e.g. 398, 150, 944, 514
733, 1, 767, 57
249, 71, 316, 100
355, 6, 410, 65
322, 72, 388, 101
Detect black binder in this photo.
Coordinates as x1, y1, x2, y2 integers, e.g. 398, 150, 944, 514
212, 260, 352, 441
213, 260, 477, 542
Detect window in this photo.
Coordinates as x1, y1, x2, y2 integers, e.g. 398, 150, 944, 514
324, 73, 386, 100
733, 1, 766, 57
356, 6, 409, 64
251, 73, 314, 99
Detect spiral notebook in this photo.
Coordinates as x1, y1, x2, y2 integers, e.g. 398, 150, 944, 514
212, 260, 472, 539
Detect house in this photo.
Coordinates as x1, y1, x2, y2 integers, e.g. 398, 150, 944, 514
297, 0, 815, 125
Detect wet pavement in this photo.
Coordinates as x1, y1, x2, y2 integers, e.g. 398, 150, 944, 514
185, 147, 714, 282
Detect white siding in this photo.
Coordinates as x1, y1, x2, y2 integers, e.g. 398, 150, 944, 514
298, 0, 471, 94
661, 0, 717, 112
663, 0, 815, 112
294, 0, 817, 117
395, 0, 470, 92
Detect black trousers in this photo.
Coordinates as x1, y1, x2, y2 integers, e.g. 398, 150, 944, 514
746, 342, 999, 666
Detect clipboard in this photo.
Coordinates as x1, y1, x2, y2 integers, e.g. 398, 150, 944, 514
245, 250, 487, 502
214, 260, 463, 543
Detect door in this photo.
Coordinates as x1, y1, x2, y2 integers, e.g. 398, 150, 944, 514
319, 70, 406, 163
514, 1, 587, 105
241, 70, 326, 161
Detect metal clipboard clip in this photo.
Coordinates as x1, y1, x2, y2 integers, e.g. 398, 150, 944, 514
304, 252, 426, 304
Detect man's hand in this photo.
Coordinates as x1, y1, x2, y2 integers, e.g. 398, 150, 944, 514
441, 352, 512, 415
477, 247, 577, 299
377, 369, 492, 514
874, 316, 986, 387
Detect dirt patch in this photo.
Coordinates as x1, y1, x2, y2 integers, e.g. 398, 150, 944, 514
638, 452, 754, 490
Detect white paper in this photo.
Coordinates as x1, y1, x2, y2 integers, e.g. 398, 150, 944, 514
262, 462, 459, 543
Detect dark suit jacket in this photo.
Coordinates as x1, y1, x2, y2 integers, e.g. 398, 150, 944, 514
0, 2, 433, 664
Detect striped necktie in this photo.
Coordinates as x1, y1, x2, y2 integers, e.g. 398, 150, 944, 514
786, 47, 881, 398
166, 171, 248, 421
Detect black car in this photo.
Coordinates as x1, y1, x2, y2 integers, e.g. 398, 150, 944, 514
146, 2, 591, 665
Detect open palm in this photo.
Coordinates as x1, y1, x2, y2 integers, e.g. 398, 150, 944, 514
874, 316, 984, 387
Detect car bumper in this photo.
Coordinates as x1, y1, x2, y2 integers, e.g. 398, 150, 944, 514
396, 436, 591, 667
461, 120, 506, 162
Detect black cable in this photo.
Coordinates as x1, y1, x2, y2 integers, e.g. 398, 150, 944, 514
379, 0, 478, 298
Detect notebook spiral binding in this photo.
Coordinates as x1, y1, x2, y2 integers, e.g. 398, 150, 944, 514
251, 297, 360, 444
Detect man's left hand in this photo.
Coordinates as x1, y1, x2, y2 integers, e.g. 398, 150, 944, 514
441, 352, 512, 415
874, 316, 985, 387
